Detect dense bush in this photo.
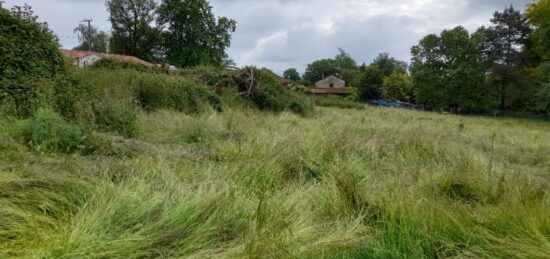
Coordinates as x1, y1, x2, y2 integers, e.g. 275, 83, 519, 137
54, 69, 139, 137
0, 4, 64, 117
13, 108, 90, 154
90, 58, 151, 72
135, 73, 222, 113
236, 68, 314, 116
180, 66, 314, 116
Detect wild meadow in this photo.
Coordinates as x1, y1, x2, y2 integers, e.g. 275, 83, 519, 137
1, 96, 549, 258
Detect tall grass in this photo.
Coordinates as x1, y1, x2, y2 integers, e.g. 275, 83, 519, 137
1, 103, 549, 258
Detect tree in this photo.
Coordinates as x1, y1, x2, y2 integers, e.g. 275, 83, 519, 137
382, 72, 414, 102
73, 24, 109, 52
0, 3, 63, 116
411, 26, 488, 111
526, 0, 550, 60
354, 53, 407, 100
355, 65, 384, 100
283, 68, 301, 81
303, 59, 338, 84
334, 48, 359, 83
157, 0, 237, 67
371, 53, 408, 76
485, 6, 532, 110
303, 49, 359, 84
106, 0, 161, 61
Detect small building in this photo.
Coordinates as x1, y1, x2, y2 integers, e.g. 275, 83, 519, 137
315, 76, 346, 88
60, 49, 153, 68
309, 76, 349, 95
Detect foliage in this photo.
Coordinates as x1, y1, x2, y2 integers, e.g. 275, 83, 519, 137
354, 53, 409, 101
411, 26, 488, 110
135, 72, 222, 114
89, 58, 151, 72
73, 24, 109, 52
179, 66, 313, 116
2, 105, 550, 258
106, 0, 161, 62
526, 0, 550, 60
355, 65, 384, 100
485, 6, 532, 110
54, 69, 140, 137
303, 49, 358, 83
12, 108, 90, 154
0, 4, 64, 117
382, 71, 414, 102
157, 0, 237, 67
371, 52, 408, 76
283, 68, 301, 81
237, 68, 313, 116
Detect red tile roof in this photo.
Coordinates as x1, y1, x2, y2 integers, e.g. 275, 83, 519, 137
60, 49, 153, 68
60, 49, 96, 59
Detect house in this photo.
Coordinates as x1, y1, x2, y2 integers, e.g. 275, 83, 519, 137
309, 76, 349, 95
60, 49, 153, 68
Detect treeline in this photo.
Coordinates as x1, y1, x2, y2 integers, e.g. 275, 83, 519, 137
75, 0, 236, 67
284, 2, 550, 114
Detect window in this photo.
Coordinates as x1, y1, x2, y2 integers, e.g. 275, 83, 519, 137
329, 83, 334, 88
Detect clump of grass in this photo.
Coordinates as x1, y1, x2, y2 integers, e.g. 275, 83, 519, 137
11, 108, 90, 154
312, 95, 365, 110
1, 100, 550, 258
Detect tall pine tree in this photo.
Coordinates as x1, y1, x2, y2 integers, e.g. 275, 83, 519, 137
485, 6, 532, 110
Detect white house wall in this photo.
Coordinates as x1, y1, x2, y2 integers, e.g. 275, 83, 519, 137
315, 76, 346, 88
77, 54, 102, 68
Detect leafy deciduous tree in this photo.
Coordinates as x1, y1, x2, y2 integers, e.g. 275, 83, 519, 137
283, 68, 301, 81
356, 65, 384, 100
303, 49, 358, 84
371, 52, 408, 77
157, 0, 237, 67
411, 26, 488, 111
382, 71, 414, 102
354, 53, 408, 100
73, 24, 109, 52
106, 0, 161, 61
526, 0, 550, 60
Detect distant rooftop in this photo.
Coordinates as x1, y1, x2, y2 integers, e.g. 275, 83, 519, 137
60, 49, 153, 68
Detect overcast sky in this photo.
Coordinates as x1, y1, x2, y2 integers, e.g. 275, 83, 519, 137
3, 0, 532, 74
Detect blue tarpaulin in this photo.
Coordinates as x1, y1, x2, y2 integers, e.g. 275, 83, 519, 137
369, 99, 403, 107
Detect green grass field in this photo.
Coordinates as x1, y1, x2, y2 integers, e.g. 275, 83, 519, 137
1, 105, 549, 258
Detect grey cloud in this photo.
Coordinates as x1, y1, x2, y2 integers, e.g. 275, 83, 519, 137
3, 0, 532, 74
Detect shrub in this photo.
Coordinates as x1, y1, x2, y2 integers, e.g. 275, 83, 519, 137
54, 69, 140, 137
0, 4, 64, 117
89, 58, 151, 72
14, 108, 90, 154
135, 73, 222, 113
237, 68, 314, 116
94, 105, 138, 138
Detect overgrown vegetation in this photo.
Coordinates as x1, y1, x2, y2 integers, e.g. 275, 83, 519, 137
1, 1, 550, 258
0, 3, 63, 117
1, 105, 549, 258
